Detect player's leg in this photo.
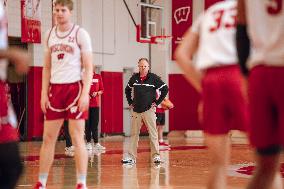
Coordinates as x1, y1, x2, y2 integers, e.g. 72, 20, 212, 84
247, 151, 282, 189
247, 67, 283, 189
0, 142, 23, 189
36, 119, 64, 187
92, 107, 105, 150
85, 108, 92, 150
156, 113, 169, 148
202, 67, 231, 189
69, 119, 88, 187
205, 134, 230, 189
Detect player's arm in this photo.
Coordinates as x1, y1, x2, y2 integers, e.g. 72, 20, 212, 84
41, 31, 52, 113
78, 28, 93, 112
174, 28, 201, 93
236, 0, 250, 76
0, 48, 29, 74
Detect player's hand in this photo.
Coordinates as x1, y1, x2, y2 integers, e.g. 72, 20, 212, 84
129, 104, 134, 109
12, 48, 30, 74
92, 91, 97, 97
41, 93, 50, 114
78, 92, 89, 112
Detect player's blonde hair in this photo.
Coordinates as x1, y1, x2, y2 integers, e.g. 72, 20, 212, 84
54, 0, 73, 11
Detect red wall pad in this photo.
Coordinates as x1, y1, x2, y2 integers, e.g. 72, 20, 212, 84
169, 74, 201, 131
27, 66, 44, 140
101, 72, 123, 134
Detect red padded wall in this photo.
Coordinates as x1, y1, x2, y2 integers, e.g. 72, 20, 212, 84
27, 66, 44, 140
169, 74, 201, 131
101, 71, 123, 134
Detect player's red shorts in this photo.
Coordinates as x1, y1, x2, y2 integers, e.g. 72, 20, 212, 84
0, 81, 18, 143
249, 65, 284, 149
201, 65, 248, 135
45, 81, 88, 120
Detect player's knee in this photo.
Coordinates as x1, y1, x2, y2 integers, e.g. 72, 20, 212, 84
42, 132, 57, 144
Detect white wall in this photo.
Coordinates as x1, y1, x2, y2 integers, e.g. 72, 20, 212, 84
79, 0, 149, 72
7, 0, 148, 70
6, 0, 204, 71
6, 0, 79, 67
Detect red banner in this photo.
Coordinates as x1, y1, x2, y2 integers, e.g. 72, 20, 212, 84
172, 0, 193, 60
21, 0, 41, 43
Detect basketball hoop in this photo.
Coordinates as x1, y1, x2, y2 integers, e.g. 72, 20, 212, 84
136, 25, 172, 44
150, 35, 172, 44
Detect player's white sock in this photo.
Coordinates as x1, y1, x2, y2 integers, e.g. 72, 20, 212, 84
77, 174, 87, 185
39, 173, 48, 186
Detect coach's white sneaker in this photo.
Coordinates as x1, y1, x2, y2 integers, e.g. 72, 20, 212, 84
153, 154, 162, 164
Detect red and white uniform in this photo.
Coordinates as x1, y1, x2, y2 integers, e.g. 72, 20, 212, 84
0, 3, 18, 143
245, 0, 284, 149
246, 0, 284, 68
45, 24, 92, 83
44, 24, 92, 120
89, 74, 104, 108
191, 0, 237, 70
191, 0, 248, 134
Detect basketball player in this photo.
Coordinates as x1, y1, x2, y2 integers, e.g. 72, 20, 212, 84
0, 2, 29, 188
175, 1, 248, 188
156, 90, 173, 149
237, 0, 284, 188
85, 67, 105, 151
34, 0, 93, 189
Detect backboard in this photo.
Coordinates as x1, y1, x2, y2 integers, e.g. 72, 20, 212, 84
137, 1, 168, 44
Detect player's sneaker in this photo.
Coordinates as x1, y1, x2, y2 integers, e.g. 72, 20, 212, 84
86, 142, 93, 150
76, 183, 88, 189
94, 143, 106, 150
65, 146, 75, 157
34, 181, 46, 189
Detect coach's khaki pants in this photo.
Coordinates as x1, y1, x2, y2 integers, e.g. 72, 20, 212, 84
128, 107, 160, 159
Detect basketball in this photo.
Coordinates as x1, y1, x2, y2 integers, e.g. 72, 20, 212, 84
161, 98, 174, 110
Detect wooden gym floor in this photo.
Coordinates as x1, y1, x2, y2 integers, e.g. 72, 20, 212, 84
15, 134, 284, 189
